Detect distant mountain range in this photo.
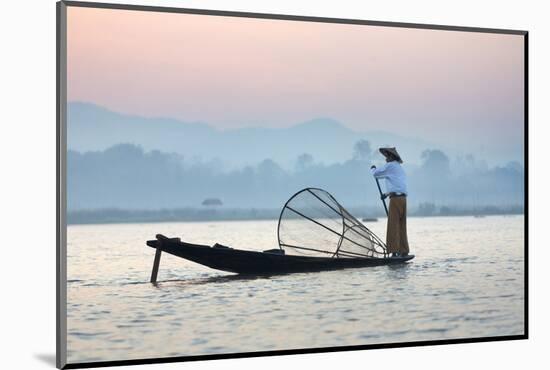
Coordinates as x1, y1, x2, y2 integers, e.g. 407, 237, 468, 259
67, 101, 449, 169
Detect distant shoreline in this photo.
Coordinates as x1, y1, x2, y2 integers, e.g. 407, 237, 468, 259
67, 206, 524, 225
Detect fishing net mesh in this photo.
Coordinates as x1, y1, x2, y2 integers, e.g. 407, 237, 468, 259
277, 188, 387, 258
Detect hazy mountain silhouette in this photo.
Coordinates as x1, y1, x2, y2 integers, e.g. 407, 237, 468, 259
67, 102, 437, 169
65, 102, 524, 216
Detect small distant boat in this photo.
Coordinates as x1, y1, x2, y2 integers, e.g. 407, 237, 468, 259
146, 234, 414, 277
362, 217, 378, 222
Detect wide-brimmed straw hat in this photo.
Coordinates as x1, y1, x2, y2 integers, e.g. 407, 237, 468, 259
379, 147, 403, 163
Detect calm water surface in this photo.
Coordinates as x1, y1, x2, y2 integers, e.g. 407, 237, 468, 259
67, 216, 525, 363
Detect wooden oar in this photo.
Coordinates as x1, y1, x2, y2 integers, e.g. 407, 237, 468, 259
374, 177, 389, 217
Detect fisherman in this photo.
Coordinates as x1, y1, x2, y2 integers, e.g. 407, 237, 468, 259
370, 147, 409, 257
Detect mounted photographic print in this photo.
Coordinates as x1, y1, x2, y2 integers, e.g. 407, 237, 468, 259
56, 1, 528, 368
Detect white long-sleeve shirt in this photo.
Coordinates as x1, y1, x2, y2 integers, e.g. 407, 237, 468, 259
370, 161, 408, 195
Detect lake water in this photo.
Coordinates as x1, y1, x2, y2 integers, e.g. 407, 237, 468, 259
66, 215, 525, 363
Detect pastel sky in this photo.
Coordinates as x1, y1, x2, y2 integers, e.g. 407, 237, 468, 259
67, 6, 524, 155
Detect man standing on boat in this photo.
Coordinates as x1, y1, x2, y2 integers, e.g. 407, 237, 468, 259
370, 147, 409, 257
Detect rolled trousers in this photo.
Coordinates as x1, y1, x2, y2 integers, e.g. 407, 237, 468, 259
386, 196, 409, 254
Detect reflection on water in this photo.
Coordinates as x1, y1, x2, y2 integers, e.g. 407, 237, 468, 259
152, 273, 278, 288
66, 216, 525, 363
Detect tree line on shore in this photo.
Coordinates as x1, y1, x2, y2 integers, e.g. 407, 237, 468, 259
67, 141, 524, 217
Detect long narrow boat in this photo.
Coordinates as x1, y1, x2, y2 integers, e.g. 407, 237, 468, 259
146, 234, 414, 276
146, 188, 415, 280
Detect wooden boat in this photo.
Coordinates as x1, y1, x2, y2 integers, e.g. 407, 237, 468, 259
361, 217, 378, 222
146, 188, 416, 281
146, 234, 414, 279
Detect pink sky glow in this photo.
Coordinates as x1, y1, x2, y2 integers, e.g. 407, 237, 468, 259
67, 6, 524, 147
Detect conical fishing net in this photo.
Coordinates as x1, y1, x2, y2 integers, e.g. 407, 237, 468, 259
277, 188, 387, 258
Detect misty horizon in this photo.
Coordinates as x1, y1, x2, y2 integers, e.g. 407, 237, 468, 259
67, 101, 524, 169
67, 141, 524, 213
